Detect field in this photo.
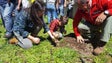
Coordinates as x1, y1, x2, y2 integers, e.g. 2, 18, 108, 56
0, 18, 112, 63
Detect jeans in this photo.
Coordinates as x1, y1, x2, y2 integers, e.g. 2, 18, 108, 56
57, 5, 64, 16
0, 3, 14, 35
46, 3, 57, 23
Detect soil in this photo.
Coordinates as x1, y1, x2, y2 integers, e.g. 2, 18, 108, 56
57, 33, 95, 63
48, 33, 112, 63
58, 33, 93, 56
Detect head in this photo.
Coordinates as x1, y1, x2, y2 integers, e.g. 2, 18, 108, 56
30, 0, 45, 25
59, 16, 68, 26
75, 0, 91, 11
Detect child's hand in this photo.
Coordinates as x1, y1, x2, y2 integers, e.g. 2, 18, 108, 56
28, 35, 40, 44
53, 33, 59, 38
32, 37, 40, 44
52, 38, 60, 43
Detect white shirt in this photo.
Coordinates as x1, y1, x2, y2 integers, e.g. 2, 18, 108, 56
22, 0, 31, 8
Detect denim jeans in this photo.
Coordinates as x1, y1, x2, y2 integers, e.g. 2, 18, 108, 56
46, 3, 57, 23
13, 10, 49, 38
57, 5, 64, 16
0, 3, 14, 35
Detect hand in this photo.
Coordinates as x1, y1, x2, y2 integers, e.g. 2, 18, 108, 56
52, 38, 60, 43
95, 12, 107, 25
53, 32, 59, 38
31, 37, 40, 44
16, 5, 21, 11
28, 35, 40, 44
76, 35, 85, 43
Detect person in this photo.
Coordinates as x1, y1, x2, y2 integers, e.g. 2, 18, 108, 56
46, 0, 57, 24
0, 0, 21, 38
73, 0, 112, 55
55, 0, 65, 17
49, 16, 68, 43
11, 0, 50, 49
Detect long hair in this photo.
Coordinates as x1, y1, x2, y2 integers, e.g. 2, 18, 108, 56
30, 0, 45, 26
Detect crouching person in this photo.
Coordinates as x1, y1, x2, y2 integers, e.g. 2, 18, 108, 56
73, 0, 112, 55
9, 0, 47, 49
49, 16, 68, 43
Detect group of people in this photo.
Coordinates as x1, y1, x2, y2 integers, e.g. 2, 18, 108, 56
0, 0, 112, 55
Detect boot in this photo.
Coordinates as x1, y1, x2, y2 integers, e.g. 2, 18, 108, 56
93, 41, 106, 55
9, 37, 18, 44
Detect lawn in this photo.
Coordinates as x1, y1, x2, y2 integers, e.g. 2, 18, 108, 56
0, 18, 112, 63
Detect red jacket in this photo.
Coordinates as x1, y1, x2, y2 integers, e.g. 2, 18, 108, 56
73, 0, 112, 37
50, 19, 60, 33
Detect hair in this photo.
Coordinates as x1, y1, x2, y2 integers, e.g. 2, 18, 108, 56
30, 0, 45, 26
75, 0, 89, 4
59, 16, 68, 26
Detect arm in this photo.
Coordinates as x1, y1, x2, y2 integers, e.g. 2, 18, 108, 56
73, 9, 84, 43
64, 0, 67, 7
40, 16, 49, 33
55, 0, 59, 9
16, 0, 22, 11
49, 20, 57, 34
95, 0, 112, 25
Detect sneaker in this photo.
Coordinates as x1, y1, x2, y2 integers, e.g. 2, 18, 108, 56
93, 41, 106, 55
4, 33, 12, 38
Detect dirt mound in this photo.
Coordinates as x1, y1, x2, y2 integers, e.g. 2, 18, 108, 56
58, 33, 94, 56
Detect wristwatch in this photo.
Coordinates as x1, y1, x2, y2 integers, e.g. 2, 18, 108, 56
104, 10, 109, 16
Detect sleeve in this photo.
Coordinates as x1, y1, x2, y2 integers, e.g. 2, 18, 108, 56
49, 20, 57, 33
41, 16, 49, 33
107, 0, 112, 15
73, 9, 82, 37
13, 10, 29, 38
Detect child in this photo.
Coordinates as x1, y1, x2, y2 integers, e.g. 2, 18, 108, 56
49, 16, 68, 43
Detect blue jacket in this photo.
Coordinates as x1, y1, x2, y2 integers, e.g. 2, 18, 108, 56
13, 10, 49, 38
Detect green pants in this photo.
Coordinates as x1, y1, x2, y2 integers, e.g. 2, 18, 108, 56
78, 16, 112, 42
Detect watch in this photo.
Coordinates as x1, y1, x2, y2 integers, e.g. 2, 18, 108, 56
104, 10, 109, 16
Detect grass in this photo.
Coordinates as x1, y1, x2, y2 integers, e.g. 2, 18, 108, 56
0, 18, 112, 63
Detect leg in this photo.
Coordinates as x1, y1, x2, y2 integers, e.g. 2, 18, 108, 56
3, 3, 14, 38
78, 21, 91, 39
92, 16, 112, 55
100, 16, 112, 42
47, 9, 51, 24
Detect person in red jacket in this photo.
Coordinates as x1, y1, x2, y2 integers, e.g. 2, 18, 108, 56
73, 0, 112, 55
49, 16, 68, 43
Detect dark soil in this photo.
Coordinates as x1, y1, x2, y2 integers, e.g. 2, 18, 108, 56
57, 33, 95, 63
58, 33, 93, 56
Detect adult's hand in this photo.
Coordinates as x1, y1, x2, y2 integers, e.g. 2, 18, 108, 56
76, 35, 84, 43
95, 12, 107, 25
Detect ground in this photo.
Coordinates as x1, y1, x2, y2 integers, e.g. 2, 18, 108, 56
57, 33, 103, 63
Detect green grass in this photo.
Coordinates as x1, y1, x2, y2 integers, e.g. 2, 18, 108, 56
0, 18, 112, 63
